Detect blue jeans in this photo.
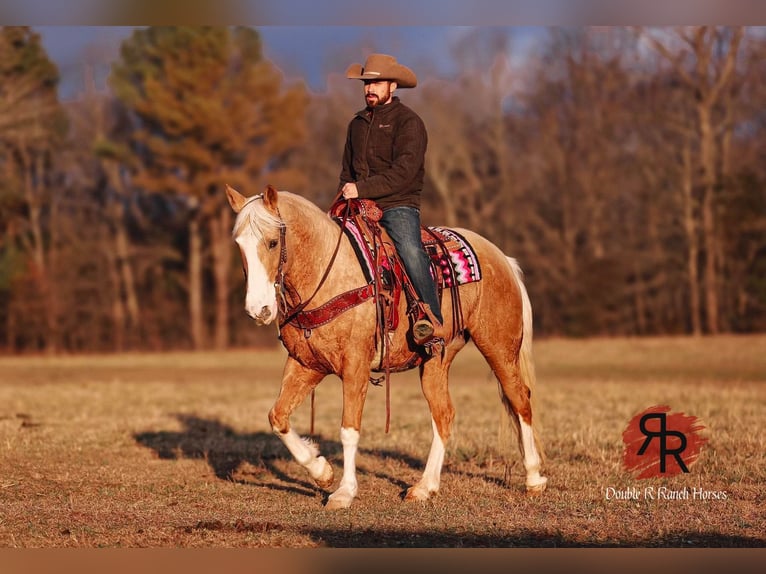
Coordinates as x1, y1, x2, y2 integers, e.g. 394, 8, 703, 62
380, 206, 443, 324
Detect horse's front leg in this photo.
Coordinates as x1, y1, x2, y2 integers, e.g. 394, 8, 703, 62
325, 365, 370, 510
268, 357, 333, 490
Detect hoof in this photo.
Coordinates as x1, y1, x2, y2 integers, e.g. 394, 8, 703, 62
325, 494, 353, 510
526, 476, 548, 495
313, 459, 334, 490
404, 485, 433, 502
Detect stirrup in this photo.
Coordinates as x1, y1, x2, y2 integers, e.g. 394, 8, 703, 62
423, 337, 445, 357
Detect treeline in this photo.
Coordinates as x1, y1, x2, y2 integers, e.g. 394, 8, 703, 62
1, 26, 765, 354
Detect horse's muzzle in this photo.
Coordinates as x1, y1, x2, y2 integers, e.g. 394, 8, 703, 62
247, 305, 274, 325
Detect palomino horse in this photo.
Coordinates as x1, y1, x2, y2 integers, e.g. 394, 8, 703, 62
226, 184, 547, 509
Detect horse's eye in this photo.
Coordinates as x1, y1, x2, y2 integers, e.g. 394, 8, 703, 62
268, 239, 279, 250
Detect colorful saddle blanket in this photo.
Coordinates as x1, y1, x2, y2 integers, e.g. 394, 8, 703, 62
422, 227, 483, 288
336, 218, 483, 288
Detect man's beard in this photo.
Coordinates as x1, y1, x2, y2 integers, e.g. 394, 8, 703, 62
365, 88, 391, 109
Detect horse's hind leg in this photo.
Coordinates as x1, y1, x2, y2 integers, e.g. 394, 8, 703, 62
405, 356, 456, 501
269, 357, 333, 490
498, 367, 547, 493
472, 335, 547, 493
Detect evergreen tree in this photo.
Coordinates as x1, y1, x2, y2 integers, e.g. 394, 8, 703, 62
110, 26, 306, 349
0, 26, 66, 352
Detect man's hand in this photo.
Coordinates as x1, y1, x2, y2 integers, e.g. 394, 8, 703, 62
341, 182, 359, 199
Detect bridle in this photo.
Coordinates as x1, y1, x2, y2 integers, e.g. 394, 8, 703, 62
240, 193, 290, 319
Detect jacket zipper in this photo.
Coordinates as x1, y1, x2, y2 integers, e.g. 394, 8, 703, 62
361, 108, 374, 179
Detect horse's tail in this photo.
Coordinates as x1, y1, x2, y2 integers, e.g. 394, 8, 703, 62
505, 256, 545, 461
507, 257, 535, 393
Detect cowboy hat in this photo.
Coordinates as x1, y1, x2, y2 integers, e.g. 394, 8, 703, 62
345, 53, 417, 88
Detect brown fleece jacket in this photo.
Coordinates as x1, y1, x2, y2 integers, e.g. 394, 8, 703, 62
338, 97, 427, 211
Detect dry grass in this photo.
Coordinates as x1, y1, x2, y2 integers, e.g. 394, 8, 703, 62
0, 335, 764, 548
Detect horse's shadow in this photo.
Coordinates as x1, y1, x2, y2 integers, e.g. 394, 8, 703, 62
133, 414, 422, 497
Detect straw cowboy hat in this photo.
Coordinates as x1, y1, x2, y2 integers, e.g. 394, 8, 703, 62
345, 53, 417, 88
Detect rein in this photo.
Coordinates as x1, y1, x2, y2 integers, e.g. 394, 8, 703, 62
277, 202, 350, 330
272, 199, 397, 435
274, 200, 370, 436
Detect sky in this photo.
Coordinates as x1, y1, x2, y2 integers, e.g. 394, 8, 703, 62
35, 26, 547, 100
5, 0, 759, 27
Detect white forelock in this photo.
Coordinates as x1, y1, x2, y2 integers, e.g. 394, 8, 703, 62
232, 195, 284, 242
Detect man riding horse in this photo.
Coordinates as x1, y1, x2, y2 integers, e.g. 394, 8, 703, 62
338, 53, 443, 348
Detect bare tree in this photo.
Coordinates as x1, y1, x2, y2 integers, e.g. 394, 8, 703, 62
643, 26, 744, 334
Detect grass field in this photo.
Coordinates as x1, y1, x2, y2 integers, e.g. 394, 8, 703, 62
0, 335, 764, 548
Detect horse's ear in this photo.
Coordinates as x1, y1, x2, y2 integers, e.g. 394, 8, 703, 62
225, 184, 247, 214
263, 184, 279, 213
